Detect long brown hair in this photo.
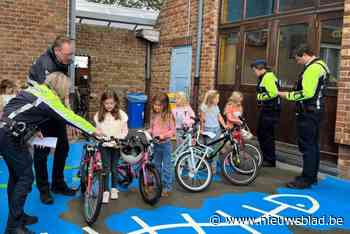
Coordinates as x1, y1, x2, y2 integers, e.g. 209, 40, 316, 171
98, 89, 121, 122
152, 93, 172, 122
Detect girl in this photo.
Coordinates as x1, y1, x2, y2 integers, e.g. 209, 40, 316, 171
200, 90, 226, 174
224, 91, 244, 129
0, 79, 17, 118
172, 92, 195, 145
94, 89, 128, 203
148, 93, 175, 197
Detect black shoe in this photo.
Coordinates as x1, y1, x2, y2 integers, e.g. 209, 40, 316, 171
286, 179, 312, 189
51, 185, 76, 196
5, 225, 35, 234
262, 160, 276, 167
40, 191, 54, 205
295, 176, 318, 185
22, 213, 38, 225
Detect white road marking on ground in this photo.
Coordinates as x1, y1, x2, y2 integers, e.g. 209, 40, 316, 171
82, 226, 99, 234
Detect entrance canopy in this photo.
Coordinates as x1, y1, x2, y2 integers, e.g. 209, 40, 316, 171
76, 0, 158, 29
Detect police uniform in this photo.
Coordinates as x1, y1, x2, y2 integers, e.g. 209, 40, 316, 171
256, 71, 281, 166
0, 82, 95, 234
286, 58, 329, 186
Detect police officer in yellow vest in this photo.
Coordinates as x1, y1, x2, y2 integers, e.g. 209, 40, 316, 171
251, 60, 281, 167
0, 72, 102, 234
279, 44, 329, 189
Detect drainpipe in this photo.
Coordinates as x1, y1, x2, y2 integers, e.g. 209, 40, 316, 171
69, 0, 76, 94
145, 41, 152, 124
193, 0, 204, 112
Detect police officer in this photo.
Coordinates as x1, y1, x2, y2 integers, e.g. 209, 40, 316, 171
251, 60, 281, 167
0, 72, 102, 234
279, 44, 329, 189
28, 36, 75, 204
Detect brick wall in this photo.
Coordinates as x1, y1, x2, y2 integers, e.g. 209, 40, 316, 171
76, 24, 147, 116
151, 0, 220, 105
337, 0, 350, 178
0, 0, 68, 84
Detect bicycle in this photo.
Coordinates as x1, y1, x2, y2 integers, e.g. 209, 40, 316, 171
235, 117, 262, 169
175, 126, 258, 192
79, 137, 117, 225
116, 130, 162, 205
171, 117, 201, 167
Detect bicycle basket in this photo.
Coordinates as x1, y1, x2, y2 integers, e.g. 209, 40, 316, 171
120, 143, 143, 164
241, 128, 253, 140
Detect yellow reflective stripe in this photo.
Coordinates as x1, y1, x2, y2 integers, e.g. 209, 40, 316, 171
27, 84, 96, 134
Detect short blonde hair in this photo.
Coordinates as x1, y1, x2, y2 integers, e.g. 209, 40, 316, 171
45, 72, 71, 101
202, 90, 219, 107
175, 92, 189, 107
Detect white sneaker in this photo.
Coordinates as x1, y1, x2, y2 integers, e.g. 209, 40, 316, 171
110, 188, 119, 200
102, 191, 110, 203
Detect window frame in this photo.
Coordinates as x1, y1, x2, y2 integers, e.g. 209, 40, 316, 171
240, 22, 270, 88
276, 0, 317, 14
316, 12, 344, 94
275, 16, 315, 89
216, 28, 242, 91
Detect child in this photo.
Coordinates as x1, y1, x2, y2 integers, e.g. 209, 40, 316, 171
148, 93, 175, 197
200, 90, 226, 174
172, 92, 195, 145
94, 89, 128, 203
0, 79, 16, 118
224, 91, 244, 129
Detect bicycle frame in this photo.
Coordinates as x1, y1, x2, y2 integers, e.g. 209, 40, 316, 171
82, 143, 104, 193
116, 141, 154, 186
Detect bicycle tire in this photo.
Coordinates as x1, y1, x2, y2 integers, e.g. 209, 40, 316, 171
221, 150, 258, 186
83, 170, 104, 225
243, 143, 262, 169
139, 164, 162, 205
80, 163, 87, 195
175, 151, 212, 192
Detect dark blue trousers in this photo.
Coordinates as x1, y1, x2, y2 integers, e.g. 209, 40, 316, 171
296, 112, 322, 183
0, 129, 34, 231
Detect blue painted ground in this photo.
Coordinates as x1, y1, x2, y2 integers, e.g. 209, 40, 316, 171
1, 142, 350, 234
106, 177, 350, 234
0, 142, 85, 234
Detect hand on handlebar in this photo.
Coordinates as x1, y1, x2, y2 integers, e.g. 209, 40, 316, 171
93, 128, 105, 138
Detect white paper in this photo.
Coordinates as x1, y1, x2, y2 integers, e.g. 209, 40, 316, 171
201, 131, 216, 139
30, 137, 58, 148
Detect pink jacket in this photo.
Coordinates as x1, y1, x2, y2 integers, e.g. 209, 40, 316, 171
149, 113, 176, 140
172, 105, 195, 129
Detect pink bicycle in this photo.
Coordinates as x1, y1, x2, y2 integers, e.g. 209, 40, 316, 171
116, 130, 162, 205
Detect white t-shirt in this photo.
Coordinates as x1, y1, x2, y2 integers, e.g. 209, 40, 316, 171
94, 110, 129, 140
200, 104, 220, 128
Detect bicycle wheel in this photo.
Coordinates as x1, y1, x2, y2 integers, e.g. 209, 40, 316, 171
83, 169, 104, 225
175, 151, 212, 192
221, 150, 258, 186
80, 163, 87, 195
243, 143, 262, 168
139, 164, 162, 205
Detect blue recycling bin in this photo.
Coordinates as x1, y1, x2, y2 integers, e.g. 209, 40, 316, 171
127, 93, 148, 128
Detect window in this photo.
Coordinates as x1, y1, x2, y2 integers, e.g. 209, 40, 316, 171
246, 0, 274, 18
277, 24, 308, 86
320, 0, 343, 5
221, 0, 243, 23
218, 33, 239, 85
242, 29, 269, 84
320, 19, 343, 82
279, 0, 314, 12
